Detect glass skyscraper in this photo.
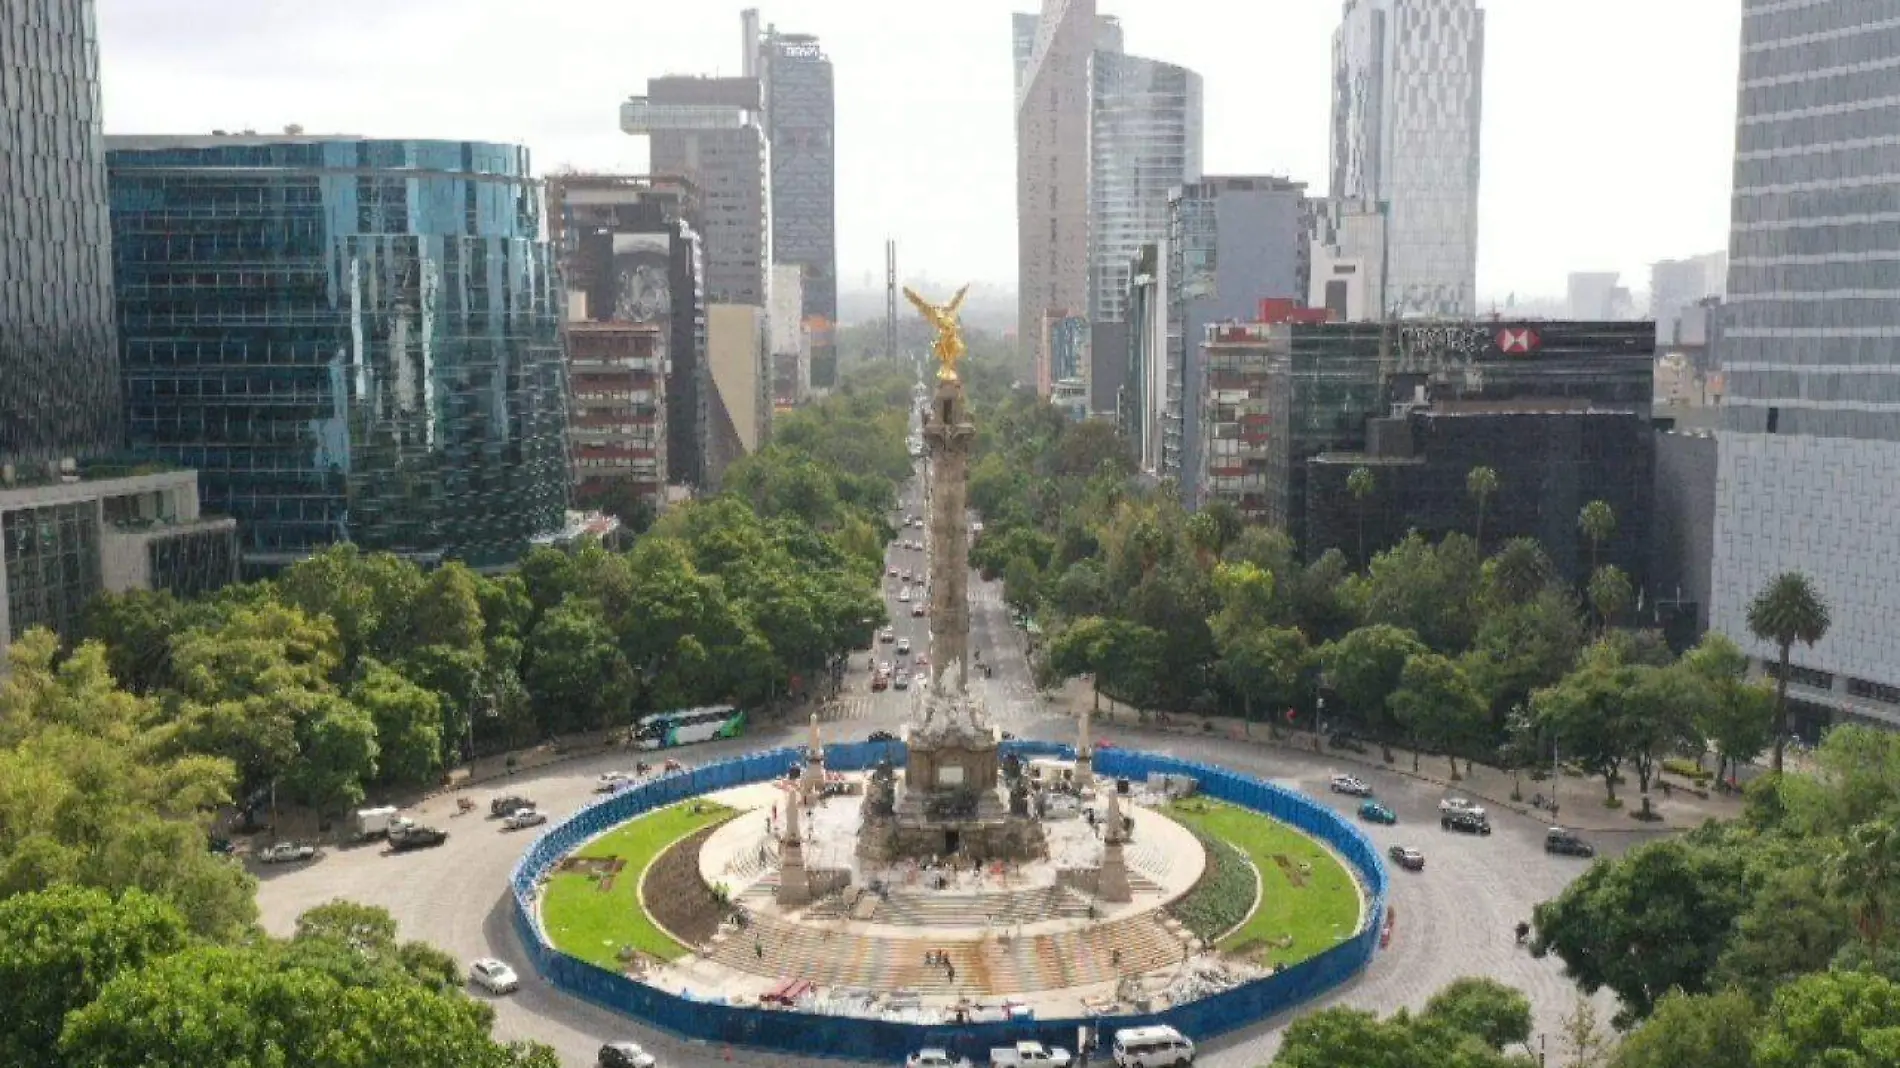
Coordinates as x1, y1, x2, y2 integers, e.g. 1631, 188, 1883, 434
106, 137, 570, 571
1712, 1, 1900, 734
1, 0, 121, 465
757, 24, 838, 390
1088, 51, 1202, 327
1330, 0, 1485, 319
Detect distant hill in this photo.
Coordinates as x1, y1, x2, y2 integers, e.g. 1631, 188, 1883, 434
836, 280, 1017, 334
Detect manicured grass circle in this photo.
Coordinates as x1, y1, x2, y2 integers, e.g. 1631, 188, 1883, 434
1164, 798, 1363, 967
541, 800, 736, 969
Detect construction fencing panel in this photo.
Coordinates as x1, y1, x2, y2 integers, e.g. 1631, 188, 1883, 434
510, 741, 1387, 1061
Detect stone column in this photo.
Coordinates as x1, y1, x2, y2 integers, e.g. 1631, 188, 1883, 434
1075, 702, 1093, 783
801, 713, 826, 802
923, 376, 975, 695
776, 791, 812, 908
1096, 789, 1131, 903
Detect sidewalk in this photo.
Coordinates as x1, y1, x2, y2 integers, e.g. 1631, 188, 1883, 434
1059, 682, 1742, 834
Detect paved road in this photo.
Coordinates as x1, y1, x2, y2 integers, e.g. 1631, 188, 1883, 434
254, 475, 1652, 1067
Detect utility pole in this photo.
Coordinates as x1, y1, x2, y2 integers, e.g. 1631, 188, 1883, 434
885, 238, 898, 362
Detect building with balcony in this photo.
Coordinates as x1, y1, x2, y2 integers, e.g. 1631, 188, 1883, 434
1199, 302, 1333, 520
546, 173, 707, 490
2, 466, 237, 646
566, 323, 666, 516
770, 263, 811, 408
106, 136, 570, 573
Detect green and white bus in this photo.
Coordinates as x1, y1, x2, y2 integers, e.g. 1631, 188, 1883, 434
633, 705, 746, 750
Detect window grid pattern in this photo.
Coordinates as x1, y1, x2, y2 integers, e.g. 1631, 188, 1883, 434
2, 502, 100, 642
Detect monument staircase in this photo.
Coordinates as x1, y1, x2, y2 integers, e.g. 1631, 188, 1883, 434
703, 907, 1193, 996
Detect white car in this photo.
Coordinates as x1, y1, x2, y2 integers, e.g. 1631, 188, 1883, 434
897, 637, 912, 654
899, 588, 912, 603
1439, 797, 1487, 819
469, 958, 519, 994
1328, 774, 1373, 797
893, 673, 911, 690
596, 771, 633, 793
907, 1050, 970, 1068
504, 808, 548, 830
257, 842, 317, 864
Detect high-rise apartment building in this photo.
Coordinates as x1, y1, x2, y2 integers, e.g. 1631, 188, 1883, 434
752, 15, 838, 391
1, 0, 121, 465
1712, 1, 1900, 736
623, 78, 772, 308
546, 174, 708, 490
1016, 0, 1099, 383
1164, 177, 1313, 503
1330, 0, 1485, 319
107, 136, 570, 572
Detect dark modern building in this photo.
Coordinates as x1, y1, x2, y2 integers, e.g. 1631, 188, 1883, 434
753, 13, 838, 390
106, 136, 570, 573
1256, 321, 1655, 587
1, 0, 121, 466
546, 174, 708, 490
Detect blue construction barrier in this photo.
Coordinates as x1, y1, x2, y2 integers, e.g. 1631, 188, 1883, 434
510, 740, 1387, 1063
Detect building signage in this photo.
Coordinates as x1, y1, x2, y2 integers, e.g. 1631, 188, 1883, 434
1396, 325, 1489, 372
780, 43, 821, 59
1496, 327, 1541, 356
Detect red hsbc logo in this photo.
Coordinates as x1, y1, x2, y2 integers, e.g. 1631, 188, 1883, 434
1496, 328, 1540, 355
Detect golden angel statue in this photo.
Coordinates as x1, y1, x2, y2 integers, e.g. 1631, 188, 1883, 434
903, 283, 971, 381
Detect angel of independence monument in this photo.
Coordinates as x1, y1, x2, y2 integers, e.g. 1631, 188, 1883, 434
858, 287, 1048, 865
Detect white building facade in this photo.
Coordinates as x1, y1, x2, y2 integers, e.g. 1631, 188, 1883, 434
1711, 0, 1900, 735
1329, 0, 1484, 319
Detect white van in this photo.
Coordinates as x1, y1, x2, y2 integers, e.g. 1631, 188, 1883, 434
1112, 1026, 1194, 1067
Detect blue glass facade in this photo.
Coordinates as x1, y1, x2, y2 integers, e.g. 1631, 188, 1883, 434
106, 138, 570, 570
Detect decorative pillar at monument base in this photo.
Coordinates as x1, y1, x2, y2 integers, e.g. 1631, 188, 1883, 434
1096, 787, 1131, 903
1075, 703, 1093, 783
776, 792, 812, 908
801, 713, 827, 803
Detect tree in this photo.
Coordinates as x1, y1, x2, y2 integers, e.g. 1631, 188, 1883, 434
1389, 652, 1488, 777
1532, 835, 1752, 1025
1532, 644, 1640, 803
1578, 499, 1616, 576
522, 599, 637, 734
1712, 857, 1853, 1002
1679, 633, 1775, 781
1466, 466, 1498, 552
1587, 565, 1633, 631
1002, 554, 1041, 616
1320, 625, 1428, 762
1753, 970, 1900, 1068
1464, 588, 1585, 728
1422, 976, 1532, 1050
0, 886, 189, 1068
1044, 616, 1165, 711
1609, 989, 1757, 1068
350, 661, 443, 788
1215, 626, 1309, 725
1484, 538, 1557, 607
1620, 663, 1703, 795
75, 589, 184, 694
284, 692, 380, 818
1355, 533, 1484, 654
1746, 571, 1832, 774
1347, 466, 1376, 567
1832, 819, 1900, 952
1273, 1003, 1535, 1068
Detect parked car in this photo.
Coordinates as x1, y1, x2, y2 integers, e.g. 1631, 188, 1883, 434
1544, 827, 1596, 857
879, 627, 897, 643
908, 1050, 972, 1068
490, 795, 535, 818
389, 824, 449, 851
468, 958, 519, 994
990, 1041, 1071, 1068
1387, 844, 1426, 871
598, 1042, 657, 1068
1439, 797, 1487, 819
1440, 809, 1492, 836
504, 808, 548, 830
893, 673, 911, 690
258, 842, 317, 864
1328, 774, 1373, 797
897, 638, 912, 654
1357, 800, 1397, 825
1112, 1024, 1196, 1067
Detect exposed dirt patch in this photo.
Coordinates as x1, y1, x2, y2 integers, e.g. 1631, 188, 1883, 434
557, 856, 626, 892
1272, 854, 1309, 888
643, 822, 735, 947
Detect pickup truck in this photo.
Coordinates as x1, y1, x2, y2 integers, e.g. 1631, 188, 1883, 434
989, 1041, 1071, 1068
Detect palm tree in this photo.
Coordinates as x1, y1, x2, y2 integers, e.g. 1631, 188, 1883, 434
1747, 571, 1831, 775
1587, 565, 1633, 632
1485, 538, 1555, 605
1347, 466, 1376, 568
1578, 500, 1616, 576
1466, 466, 1499, 551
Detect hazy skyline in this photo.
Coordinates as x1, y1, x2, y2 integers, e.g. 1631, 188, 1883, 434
96, 0, 1740, 302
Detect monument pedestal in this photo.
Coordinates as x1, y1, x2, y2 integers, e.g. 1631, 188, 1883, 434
857, 691, 1045, 864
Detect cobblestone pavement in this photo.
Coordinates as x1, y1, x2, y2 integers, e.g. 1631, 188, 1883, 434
252, 482, 1659, 1067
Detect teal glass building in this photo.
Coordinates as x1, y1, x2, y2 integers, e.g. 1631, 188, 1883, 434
106, 137, 570, 571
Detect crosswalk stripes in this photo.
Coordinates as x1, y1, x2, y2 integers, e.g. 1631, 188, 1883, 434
816, 696, 875, 722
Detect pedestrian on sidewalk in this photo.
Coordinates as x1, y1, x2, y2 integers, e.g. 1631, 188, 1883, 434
755, 936, 764, 960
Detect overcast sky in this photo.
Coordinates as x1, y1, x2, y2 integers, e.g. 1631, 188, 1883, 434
96, 0, 1740, 301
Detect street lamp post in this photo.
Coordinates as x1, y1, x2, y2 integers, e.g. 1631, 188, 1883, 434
1315, 697, 1326, 753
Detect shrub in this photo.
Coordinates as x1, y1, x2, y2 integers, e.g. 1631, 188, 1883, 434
1167, 832, 1254, 941
1662, 757, 1713, 783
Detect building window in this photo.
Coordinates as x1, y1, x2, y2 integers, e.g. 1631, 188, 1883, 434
1764, 660, 1833, 691
1847, 677, 1900, 706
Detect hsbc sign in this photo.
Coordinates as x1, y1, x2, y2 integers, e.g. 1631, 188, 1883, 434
1496, 327, 1541, 356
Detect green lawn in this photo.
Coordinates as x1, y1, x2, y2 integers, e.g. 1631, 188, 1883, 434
1164, 798, 1364, 967
541, 800, 735, 968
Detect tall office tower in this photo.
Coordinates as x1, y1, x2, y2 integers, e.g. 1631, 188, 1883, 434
1329, 0, 1485, 319
1164, 177, 1312, 504
624, 78, 772, 308
1015, 0, 1102, 379
754, 15, 838, 391
0, 0, 121, 465
107, 137, 570, 573
1088, 50, 1203, 328
1650, 252, 1727, 345
1712, 1, 1900, 736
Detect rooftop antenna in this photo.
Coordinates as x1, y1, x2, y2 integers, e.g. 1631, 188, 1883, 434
885, 238, 899, 363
